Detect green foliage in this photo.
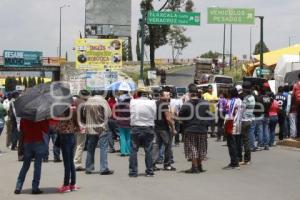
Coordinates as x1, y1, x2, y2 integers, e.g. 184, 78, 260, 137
18, 77, 22, 85
254, 41, 270, 55
37, 77, 42, 84
5, 77, 17, 92
23, 77, 28, 88
136, 31, 141, 61
139, 0, 195, 69
168, 26, 191, 63
200, 51, 221, 59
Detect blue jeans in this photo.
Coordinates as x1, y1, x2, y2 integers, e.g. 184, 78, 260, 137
16, 142, 47, 191
86, 133, 109, 173
107, 119, 119, 151
44, 127, 60, 160
269, 116, 278, 146
0, 119, 4, 136
60, 134, 76, 186
119, 128, 131, 155
129, 126, 155, 175
248, 120, 263, 150
11, 127, 20, 150
261, 117, 270, 147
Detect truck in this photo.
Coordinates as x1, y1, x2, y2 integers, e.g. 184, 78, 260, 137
194, 58, 221, 84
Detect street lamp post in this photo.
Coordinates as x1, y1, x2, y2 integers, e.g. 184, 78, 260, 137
255, 16, 264, 77
289, 35, 296, 47
222, 24, 226, 74
59, 4, 70, 59
229, 24, 233, 71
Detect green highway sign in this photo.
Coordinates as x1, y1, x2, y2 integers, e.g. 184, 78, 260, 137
256, 68, 271, 76
147, 11, 200, 26
208, 8, 255, 24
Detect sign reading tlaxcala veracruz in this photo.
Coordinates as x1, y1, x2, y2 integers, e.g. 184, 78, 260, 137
75, 38, 122, 70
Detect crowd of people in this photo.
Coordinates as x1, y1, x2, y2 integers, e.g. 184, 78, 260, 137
0, 73, 300, 195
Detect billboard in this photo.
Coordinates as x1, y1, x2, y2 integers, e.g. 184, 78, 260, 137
85, 0, 131, 37
86, 71, 118, 90
3, 50, 43, 67
75, 38, 123, 70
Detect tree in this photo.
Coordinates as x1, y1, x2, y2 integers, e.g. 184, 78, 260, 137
18, 77, 22, 85
168, 26, 191, 64
5, 77, 16, 92
37, 77, 42, 84
122, 41, 128, 61
32, 77, 37, 86
140, 0, 194, 69
23, 77, 28, 88
136, 30, 141, 61
254, 41, 270, 55
128, 37, 133, 61
200, 51, 221, 59
28, 77, 34, 88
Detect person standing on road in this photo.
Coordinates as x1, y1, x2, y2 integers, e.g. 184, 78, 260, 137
239, 81, 255, 165
288, 85, 297, 139
84, 91, 114, 175
43, 118, 61, 162
55, 108, 80, 193
0, 100, 6, 153
14, 119, 49, 195
223, 87, 242, 170
115, 92, 132, 157
275, 86, 288, 140
74, 90, 90, 171
260, 87, 272, 150
292, 73, 300, 138
129, 91, 156, 177
153, 90, 177, 171
203, 85, 218, 138
268, 93, 279, 147
107, 93, 119, 153
179, 84, 210, 174
217, 92, 228, 142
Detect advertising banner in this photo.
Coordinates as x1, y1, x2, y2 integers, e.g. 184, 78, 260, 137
75, 38, 122, 70
86, 71, 118, 90
3, 50, 43, 67
85, 0, 131, 37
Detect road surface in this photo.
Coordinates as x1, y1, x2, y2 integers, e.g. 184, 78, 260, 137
0, 133, 299, 200
166, 65, 195, 87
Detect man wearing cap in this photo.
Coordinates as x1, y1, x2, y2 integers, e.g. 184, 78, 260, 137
203, 85, 218, 137
74, 90, 90, 171
239, 81, 255, 165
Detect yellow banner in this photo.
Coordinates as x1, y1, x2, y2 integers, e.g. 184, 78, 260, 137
75, 38, 122, 70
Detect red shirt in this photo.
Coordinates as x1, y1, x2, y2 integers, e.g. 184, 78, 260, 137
20, 119, 49, 143
269, 100, 279, 117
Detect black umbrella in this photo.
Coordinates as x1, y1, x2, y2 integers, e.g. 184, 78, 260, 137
14, 82, 73, 121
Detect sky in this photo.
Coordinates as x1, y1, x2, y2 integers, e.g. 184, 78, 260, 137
0, 0, 299, 61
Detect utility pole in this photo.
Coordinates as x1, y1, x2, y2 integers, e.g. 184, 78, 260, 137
59, 4, 70, 59
222, 24, 226, 74
229, 24, 233, 71
256, 16, 264, 77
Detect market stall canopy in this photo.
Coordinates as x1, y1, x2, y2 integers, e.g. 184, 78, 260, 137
254, 44, 300, 66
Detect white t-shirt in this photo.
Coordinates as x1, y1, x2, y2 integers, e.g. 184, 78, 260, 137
130, 98, 156, 127
170, 98, 183, 115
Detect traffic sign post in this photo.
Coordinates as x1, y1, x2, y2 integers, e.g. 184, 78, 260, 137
147, 11, 200, 26
208, 8, 255, 24
256, 68, 271, 76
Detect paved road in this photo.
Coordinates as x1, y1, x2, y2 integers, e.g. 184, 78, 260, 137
0, 133, 300, 200
166, 65, 195, 87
